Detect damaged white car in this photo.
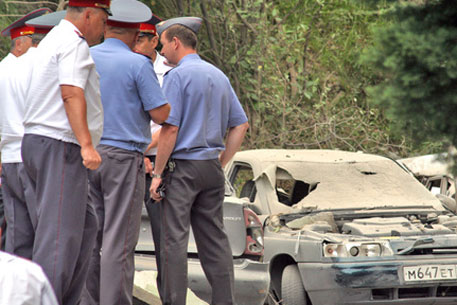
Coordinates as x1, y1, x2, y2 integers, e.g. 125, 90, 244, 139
226, 149, 457, 305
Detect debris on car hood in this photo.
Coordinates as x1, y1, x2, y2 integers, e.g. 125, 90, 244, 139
255, 155, 444, 212
285, 211, 338, 233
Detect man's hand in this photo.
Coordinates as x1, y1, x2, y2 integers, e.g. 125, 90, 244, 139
144, 157, 153, 176
81, 146, 102, 170
150, 177, 163, 201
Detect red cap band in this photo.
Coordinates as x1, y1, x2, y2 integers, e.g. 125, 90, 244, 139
69, 0, 111, 9
140, 23, 157, 36
107, 20, 140, 29
10, 25, 34, 40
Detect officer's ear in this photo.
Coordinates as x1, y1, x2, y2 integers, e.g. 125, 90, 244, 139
172, 36, 180, 49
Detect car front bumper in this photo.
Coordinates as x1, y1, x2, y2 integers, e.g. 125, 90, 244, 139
135, 254, 270, 305
299, 257, 457, 305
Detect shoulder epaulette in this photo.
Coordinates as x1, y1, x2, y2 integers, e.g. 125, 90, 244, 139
74, 30, 85, 40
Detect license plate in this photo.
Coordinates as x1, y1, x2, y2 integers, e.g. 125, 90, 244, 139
403, 265, 457, 282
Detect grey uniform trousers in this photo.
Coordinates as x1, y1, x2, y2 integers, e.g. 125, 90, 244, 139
160, 159, 235, 305
1, 162, 36, 259
21, 134, 98, 305
0, 186, 6, 250
81, 145, 145, 305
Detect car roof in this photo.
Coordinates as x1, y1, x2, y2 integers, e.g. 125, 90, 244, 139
234, 149, 388, 164
231, 149, 443, 211
399, 153, 453, 178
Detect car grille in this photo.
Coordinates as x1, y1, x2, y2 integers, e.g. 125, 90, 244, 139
372, 285, 457, 300
395, 248, 457, 255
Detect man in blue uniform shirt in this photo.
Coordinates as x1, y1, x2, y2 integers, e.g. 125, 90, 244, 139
81, 1, 170, 305
151, 17, 249, 305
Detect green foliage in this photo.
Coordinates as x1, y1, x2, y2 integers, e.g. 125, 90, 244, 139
0, 0, 59, 56
149, 0, 408, 156
363, 0, 456, 155
0, 0, 417, 158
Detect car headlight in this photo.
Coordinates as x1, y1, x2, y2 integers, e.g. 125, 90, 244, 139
323, 241, 394, 257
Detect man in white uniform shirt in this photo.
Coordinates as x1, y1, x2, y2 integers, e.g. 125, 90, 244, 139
21, 1, 110, 304
134, 15, 173, 301
0, 250, 58, 305
0, 7, 51, 252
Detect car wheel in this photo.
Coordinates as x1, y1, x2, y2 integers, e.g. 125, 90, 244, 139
281, 264, 308, 305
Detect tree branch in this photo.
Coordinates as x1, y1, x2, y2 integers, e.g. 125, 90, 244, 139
4, 0, 58, 7
231, 1, 257, 35
303, 2, 323, 90
200, 0, 222, 67
274, 0, 304, 28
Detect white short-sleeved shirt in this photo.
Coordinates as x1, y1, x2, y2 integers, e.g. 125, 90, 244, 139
153, 51, 172, 87
144, 122, 161, 156
0, 53, 21, 163
0, 251, 58, 305
144, 52, 172, 156
23, 19, 103, 146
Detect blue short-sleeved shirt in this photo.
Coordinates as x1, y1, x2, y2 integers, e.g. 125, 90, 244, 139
162, 54, 248, 160
90, 38, 168, 153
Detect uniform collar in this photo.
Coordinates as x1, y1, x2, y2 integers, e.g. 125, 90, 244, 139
177, 53, 200, 66
103, 37, 132, 51
59, 19, 83, 37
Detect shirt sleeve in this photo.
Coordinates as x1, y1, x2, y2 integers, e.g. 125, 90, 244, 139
58, 40, 92, 89
162, 73, 183, 127
136, 60, 168, 111
227, 83, 248, 128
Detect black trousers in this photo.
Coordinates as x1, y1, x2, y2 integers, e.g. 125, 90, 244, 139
144, 155, 164, 301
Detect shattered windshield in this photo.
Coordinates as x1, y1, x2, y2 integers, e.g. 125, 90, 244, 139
265, 159, 443, 211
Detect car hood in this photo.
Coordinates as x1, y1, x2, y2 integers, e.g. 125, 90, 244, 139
256, 159, 444, 212
270, 210, 457, 240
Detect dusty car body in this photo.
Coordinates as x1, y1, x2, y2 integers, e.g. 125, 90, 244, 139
399, 153, 455, 199
134, 188, 270, 305
226, 149, 457, 305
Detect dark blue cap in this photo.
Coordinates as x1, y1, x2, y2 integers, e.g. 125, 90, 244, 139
156, 17, 203, 36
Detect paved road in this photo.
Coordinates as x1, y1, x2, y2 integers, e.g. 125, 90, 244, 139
134, 270, 208, 305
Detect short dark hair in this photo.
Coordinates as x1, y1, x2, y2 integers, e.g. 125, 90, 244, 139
138, 33, 155, 41
164, 24, 197, 49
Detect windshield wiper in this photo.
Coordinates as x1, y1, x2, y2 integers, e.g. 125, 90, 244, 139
397, 237, 435, 255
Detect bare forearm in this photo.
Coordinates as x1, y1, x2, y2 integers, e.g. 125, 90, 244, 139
148, 104, 171, 125
61, 87, 92, 148
61, 85, 101, 169
154, 124, 178, 174
220, 122, 249, 168
145, 129, 160, 153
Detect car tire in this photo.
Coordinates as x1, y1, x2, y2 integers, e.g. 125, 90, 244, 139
281, 264, 308, 305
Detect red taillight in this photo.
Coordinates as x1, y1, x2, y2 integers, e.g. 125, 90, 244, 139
243, 208, 264, 256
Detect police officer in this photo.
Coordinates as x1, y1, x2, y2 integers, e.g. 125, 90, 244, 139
0, 8, 51, 253
134, 14, 172, 86
21, 1, 110, 304
81, 1, 170, 304
151, 17, 250, 305
134, 14, 173, 300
